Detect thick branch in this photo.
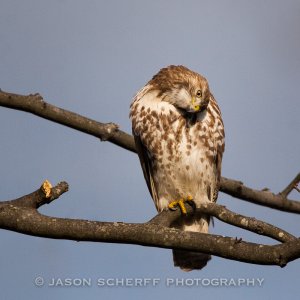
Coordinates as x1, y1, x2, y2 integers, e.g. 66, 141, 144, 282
0, 181, 299, 267
0, 90, 299, 214
0, 90, 136, 152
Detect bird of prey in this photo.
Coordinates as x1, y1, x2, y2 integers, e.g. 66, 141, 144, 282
130, 65, 225, 271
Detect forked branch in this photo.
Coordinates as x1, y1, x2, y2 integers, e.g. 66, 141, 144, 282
0, 90, 299, 214
0, 90, 299, 268
0, 181, 299, 267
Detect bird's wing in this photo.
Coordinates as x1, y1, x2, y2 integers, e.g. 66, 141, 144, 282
133, 131, 159, 208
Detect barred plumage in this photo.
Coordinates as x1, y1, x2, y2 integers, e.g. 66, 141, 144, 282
130, 65, 225, 271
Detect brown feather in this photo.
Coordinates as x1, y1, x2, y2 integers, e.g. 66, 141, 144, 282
133, 133, 159, 208
130, 65, 225, 271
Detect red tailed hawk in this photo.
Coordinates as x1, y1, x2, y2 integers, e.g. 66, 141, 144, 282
130, 65, 225, 271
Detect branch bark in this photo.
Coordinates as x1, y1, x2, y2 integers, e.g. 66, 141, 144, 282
149, 202, 296, 243
220, 176, 300, 213
0, 90, 299, 214
279, 173, 300, 198
0, 91, 136, 152
0, 181, 299, 267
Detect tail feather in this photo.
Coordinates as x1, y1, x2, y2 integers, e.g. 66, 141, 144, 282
172, 215, 211, 271
173, 250, 211, 271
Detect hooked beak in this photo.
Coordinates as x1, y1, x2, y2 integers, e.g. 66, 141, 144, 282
189, 97, 209, 113
191, 97, 201, 112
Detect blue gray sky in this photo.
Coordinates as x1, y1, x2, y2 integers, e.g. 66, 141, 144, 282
0, 0, 299, 299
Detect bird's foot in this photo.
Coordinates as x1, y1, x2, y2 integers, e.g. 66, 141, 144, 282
168, 195, 195, 215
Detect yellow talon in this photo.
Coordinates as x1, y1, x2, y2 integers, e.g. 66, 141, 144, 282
41, 180, 52, 198
168, 196, 194, 215
178, 199, 187, 214
186, 195, 193, 201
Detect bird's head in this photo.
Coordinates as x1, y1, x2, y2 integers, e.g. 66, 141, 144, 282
150, 65, 210, 114
168, 82, 210, 113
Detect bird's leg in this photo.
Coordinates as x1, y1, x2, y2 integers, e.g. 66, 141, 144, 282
168, 195, 195, 215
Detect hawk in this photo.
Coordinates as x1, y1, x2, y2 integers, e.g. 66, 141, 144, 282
130, 65, 225, 271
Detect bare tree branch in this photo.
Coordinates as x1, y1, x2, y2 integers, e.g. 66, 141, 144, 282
0, 90, 136, 152
0, 90, 300, 268
220, 176, 300, 214
149, 203, 296, 243
279, 173, 300, 198
0, 181, 299, 267
2, 181, 69, 209
0, 90, 299, 214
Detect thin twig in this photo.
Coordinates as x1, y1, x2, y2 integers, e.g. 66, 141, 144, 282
279, 173, 300, 198
1, 181, 69, 208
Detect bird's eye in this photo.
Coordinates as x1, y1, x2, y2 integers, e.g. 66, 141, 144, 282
196, 90, 202, 98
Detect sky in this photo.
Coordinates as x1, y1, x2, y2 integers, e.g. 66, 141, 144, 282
0, 0, 299, 299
